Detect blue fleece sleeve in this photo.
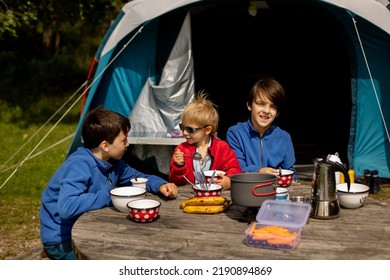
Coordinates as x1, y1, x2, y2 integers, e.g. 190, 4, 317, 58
115, 160, 167, 194
57, 161, 112, 220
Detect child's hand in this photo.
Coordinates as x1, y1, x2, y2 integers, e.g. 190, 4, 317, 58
159, 183, 178, 198
212, 174, 231, 191
259, 167, 279, 177
173, 149, 185, 166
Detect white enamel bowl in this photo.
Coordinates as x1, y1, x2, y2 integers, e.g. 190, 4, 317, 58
110, 187, 146, 213
203, 170, 226, 183
203, 170, 226, 177
336, 183, 369, 209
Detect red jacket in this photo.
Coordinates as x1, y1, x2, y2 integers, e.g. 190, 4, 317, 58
169, 135, 242, 185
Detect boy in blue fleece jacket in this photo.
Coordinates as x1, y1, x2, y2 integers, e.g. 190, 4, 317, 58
40, 107, 178, 259
226, 77, 299, 183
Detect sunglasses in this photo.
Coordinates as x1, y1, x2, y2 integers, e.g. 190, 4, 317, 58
179, 123, 208, 134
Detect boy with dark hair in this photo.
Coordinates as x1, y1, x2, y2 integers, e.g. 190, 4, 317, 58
40, 107, 177, 259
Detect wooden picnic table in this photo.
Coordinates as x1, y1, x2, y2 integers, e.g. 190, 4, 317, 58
72, 184, 390, 260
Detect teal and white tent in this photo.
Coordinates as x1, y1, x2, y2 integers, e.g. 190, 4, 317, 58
69, 0, 390, 178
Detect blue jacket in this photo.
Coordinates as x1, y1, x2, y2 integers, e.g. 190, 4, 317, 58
40, 147, 167, 245
226, 119, 298, 181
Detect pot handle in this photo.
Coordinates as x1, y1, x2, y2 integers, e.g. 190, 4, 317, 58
252, 181, 276, 197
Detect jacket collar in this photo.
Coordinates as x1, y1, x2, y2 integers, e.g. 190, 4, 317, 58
83, 147, 114, 170
247, 119, 276, 138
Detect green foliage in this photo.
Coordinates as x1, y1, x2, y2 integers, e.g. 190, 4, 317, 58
0, 0, 126, 91
0, 0, 127, 39
0, 1, 128, 125
0, 0, 38, 38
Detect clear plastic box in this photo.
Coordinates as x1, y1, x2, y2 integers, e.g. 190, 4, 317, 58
245, 199, 311, 251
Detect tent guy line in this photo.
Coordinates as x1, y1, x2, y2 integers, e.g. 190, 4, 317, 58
0, 81, 87, 172
79, 26, 145, 115
0, 26, 145, 191
0, 83, 86, 191
352, 17, 390, 143
0, 134, 74, 174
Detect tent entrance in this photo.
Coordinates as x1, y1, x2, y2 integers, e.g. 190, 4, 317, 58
68, 0, 390, 178
191, 1, 352, 164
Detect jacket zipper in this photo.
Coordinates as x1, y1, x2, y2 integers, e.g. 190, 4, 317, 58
260, 138, 264, 166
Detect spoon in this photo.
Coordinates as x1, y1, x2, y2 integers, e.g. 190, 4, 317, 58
183, 175, 195, 186
208, 170, 216, 188
184, 152, 202, 161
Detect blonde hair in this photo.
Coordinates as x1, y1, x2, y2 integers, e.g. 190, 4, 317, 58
181, 91, 219, 135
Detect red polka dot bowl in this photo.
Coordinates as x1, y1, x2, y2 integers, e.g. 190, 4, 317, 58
127, 199, 161, 223
192, 184, 223, 197
277, 169, 295, 188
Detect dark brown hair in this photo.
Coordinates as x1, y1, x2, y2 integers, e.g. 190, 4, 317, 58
82, 106, 130, 148
247, 76, 286, 113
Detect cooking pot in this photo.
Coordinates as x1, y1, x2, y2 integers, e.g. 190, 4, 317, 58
230, 173, 277, 208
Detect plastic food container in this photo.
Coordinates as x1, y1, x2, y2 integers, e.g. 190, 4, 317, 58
245, 199, 311, 251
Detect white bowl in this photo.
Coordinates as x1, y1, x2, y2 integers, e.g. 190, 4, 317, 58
130, 177, 148, 189
110, 187, 146, 213
203, 170, 226, 183
203, 170, 226, 177
275, 187, 289, 200
336, 183, 369, 209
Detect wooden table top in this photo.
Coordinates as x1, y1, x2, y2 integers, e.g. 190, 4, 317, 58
72, 184, 390, 260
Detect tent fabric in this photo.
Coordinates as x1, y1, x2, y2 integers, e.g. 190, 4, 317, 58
69, 0, 390, 178
129, 11, 195, 133
327, 0, 390, 34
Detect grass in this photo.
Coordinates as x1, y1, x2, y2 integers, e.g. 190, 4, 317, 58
373, 186, 390, 203
0, 107, 78, 260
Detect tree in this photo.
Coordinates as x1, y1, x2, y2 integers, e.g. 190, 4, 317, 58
0, 0, 127, 118
0, 0, 126, 56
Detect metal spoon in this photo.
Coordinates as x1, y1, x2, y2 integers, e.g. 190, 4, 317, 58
183, 175, 195, 186
184, 152, 202, 161
193, 171, 207, 190
208, 170, 216, 188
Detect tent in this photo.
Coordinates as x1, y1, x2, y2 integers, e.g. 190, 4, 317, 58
69, 0, 390, 178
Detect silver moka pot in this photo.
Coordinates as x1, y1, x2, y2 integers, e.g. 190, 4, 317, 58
310, 157, 350, 219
